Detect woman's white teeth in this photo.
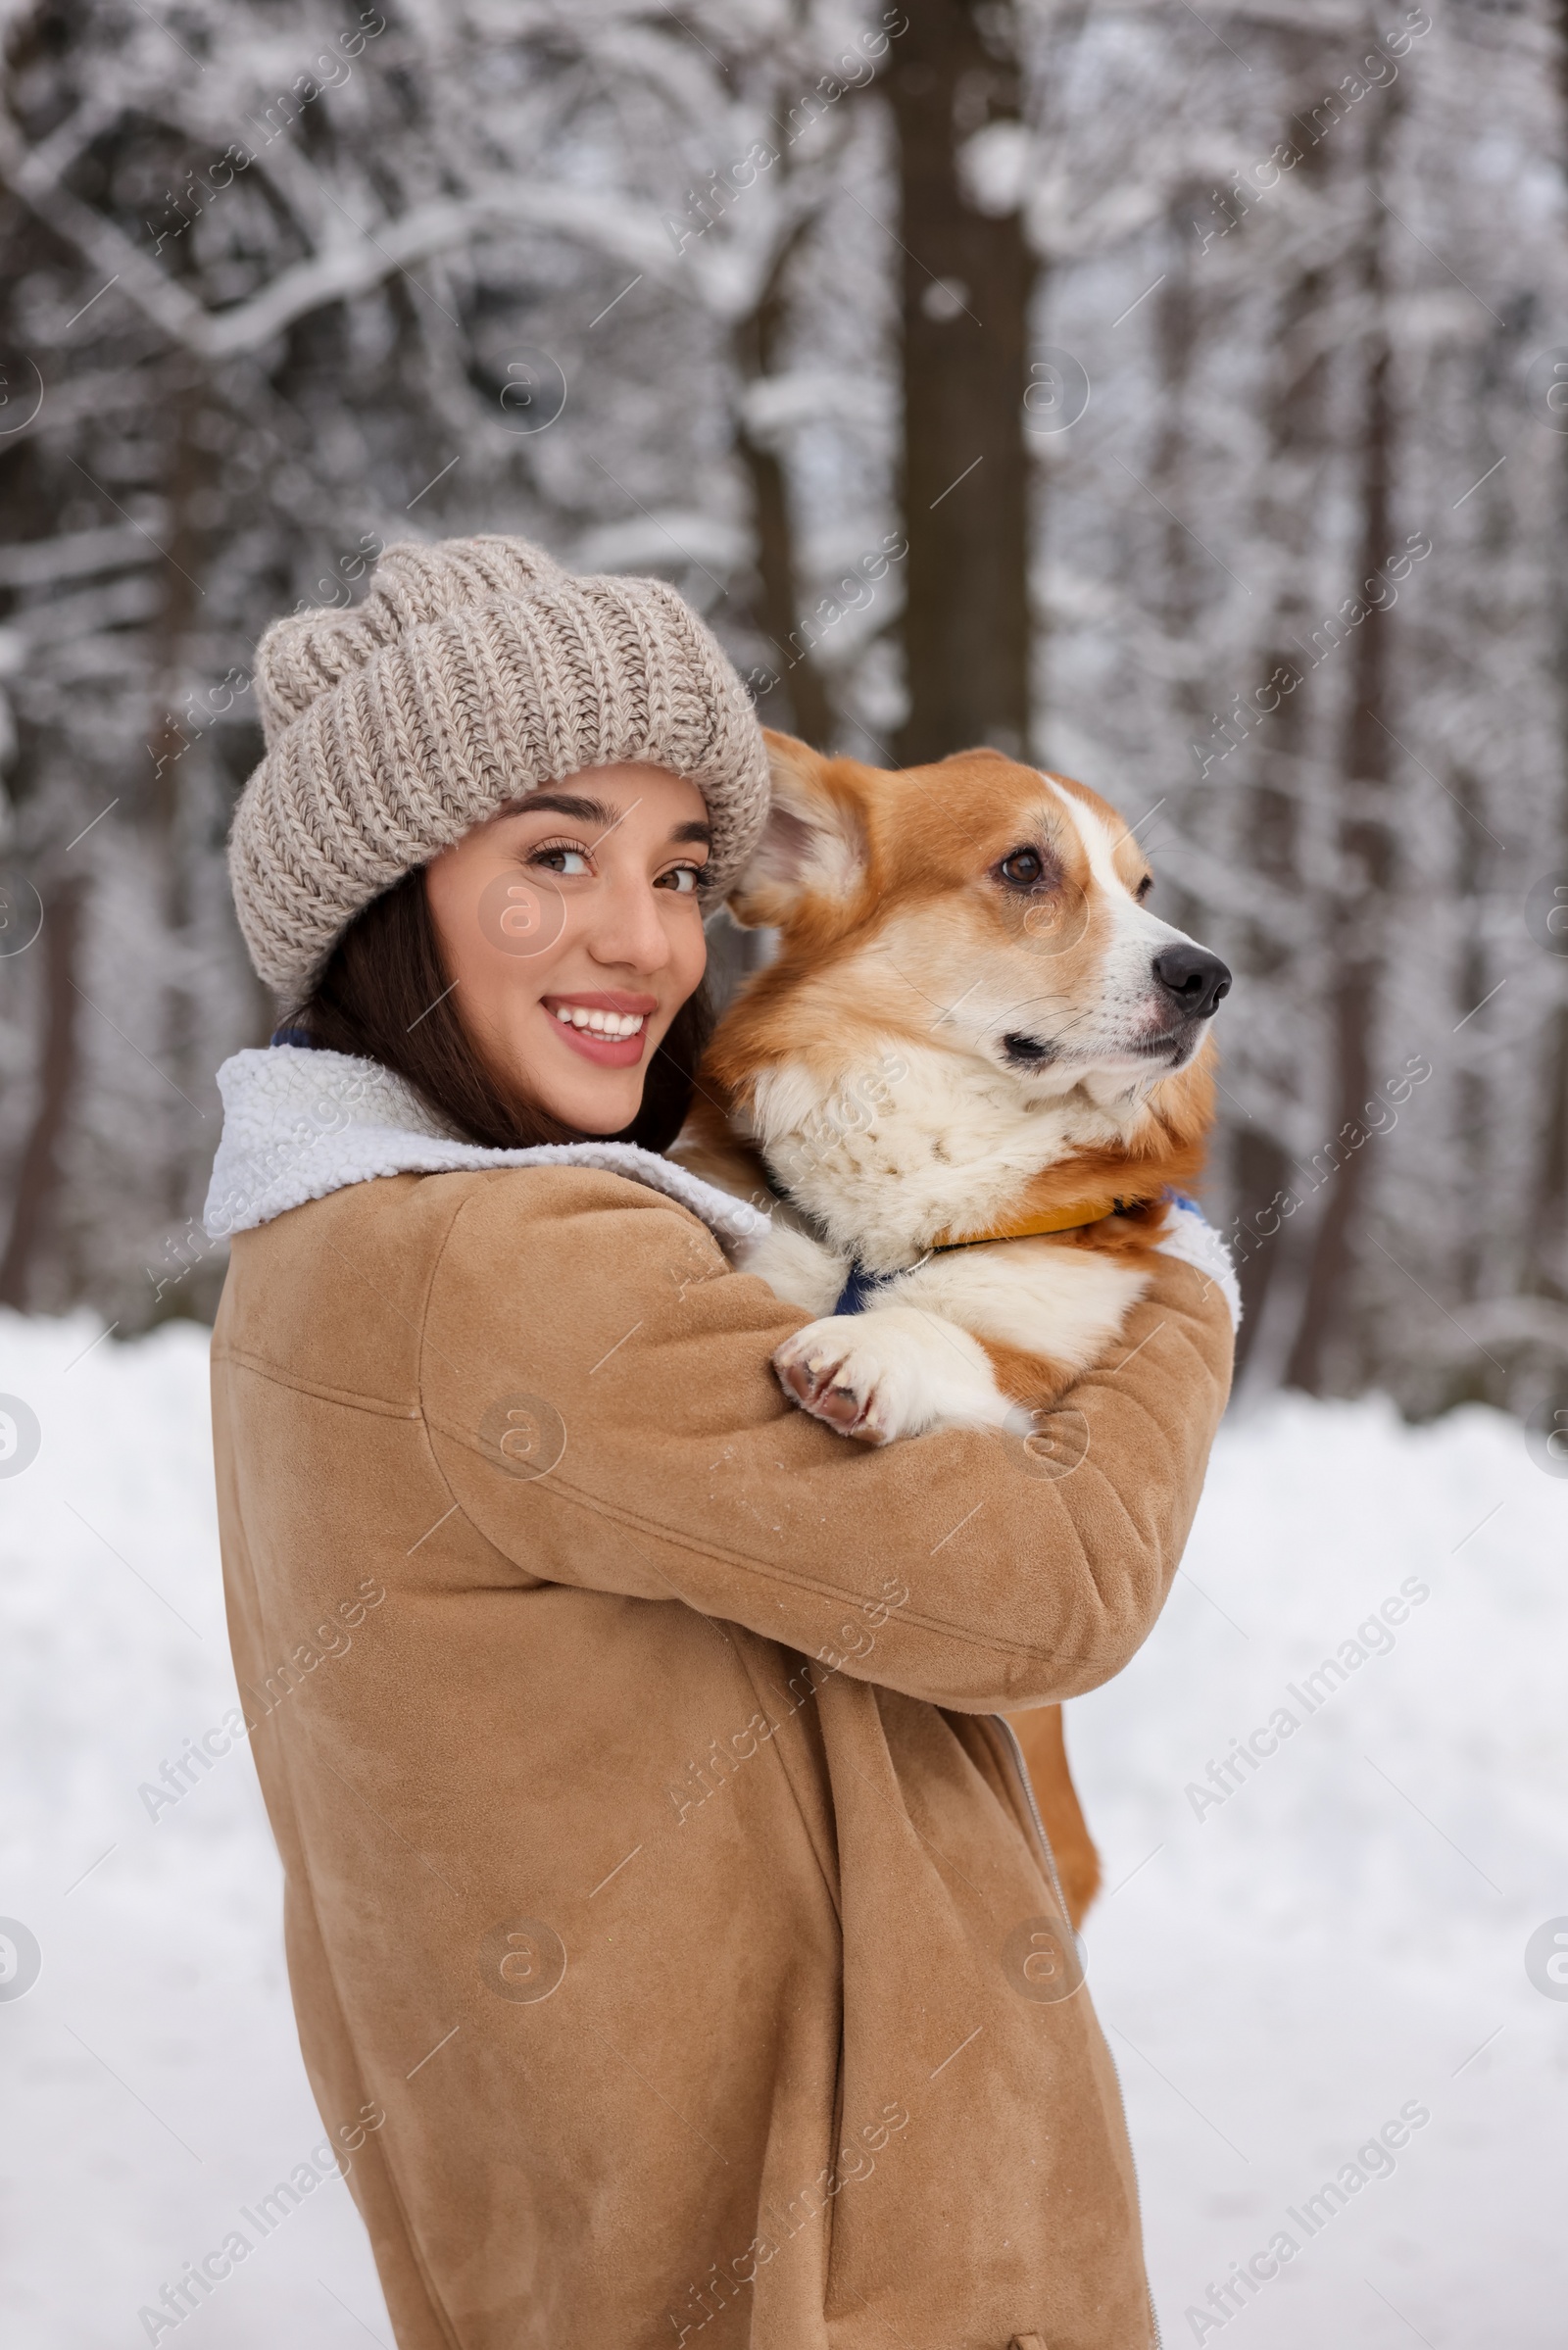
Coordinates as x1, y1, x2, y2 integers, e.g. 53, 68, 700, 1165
552, 1004, 645, 1037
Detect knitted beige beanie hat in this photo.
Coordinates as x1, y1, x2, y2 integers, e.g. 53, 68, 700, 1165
228, 534, 771, 1002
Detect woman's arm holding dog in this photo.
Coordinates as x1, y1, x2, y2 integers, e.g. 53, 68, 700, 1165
418, 1166, 1234, 1713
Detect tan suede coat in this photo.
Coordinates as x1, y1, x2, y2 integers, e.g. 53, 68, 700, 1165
210, 1162, 1232, 2350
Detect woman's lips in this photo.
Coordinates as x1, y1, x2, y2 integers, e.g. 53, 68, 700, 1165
541, 995, 654, 1069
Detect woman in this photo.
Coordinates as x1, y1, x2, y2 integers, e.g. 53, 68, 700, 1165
208, 535, 1234, 2350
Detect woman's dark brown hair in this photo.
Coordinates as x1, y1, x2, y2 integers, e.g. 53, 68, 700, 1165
291, 866, 713, 1154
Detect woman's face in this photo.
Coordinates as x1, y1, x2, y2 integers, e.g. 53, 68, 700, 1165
424, 762, 712, 1136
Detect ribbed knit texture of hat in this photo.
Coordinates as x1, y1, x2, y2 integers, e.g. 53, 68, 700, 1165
228, 534, 771, 1001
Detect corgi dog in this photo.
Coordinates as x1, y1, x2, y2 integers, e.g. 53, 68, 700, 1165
673, 729, 1231, 1922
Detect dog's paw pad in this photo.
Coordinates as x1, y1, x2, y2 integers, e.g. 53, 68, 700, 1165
773, 1325, 891, 1444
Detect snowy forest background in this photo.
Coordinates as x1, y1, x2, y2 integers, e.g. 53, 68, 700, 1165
2, 0, 1566, 1421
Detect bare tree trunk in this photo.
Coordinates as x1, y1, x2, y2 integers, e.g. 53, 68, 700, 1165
1150, 191, 1210, 956
1234, 221, 1334, 1386
0, 880, 82, 1309
890, 0, 1033, 763
732, 231, 837, 751
1535, 1007, 1568, 1301
1450, 767, 1495, 1315
1286, 83, 1401, 1394
1527, 0, 1568, 1306
148, 373, 212, 1218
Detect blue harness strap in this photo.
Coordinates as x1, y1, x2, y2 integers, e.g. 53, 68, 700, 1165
834, 1260, 894, 1317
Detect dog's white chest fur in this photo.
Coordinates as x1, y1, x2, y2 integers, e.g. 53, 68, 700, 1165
745, 1043, 1150, 1269
729, 1045, 1153, 1444
737, 1215, 1147, 1444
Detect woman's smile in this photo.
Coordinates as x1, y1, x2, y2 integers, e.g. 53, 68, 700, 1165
542, 989, 659, 1067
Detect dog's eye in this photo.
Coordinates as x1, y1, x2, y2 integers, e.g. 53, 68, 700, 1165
998, 846, 1045, 889
1135, 874, 1153, 902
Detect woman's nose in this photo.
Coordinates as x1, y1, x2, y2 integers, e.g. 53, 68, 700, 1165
588, 874, 674, 971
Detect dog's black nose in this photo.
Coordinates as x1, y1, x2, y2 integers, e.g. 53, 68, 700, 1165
1152, 943, 1232, 1019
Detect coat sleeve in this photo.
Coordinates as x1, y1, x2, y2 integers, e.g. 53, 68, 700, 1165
416, 1166, 1234, 1712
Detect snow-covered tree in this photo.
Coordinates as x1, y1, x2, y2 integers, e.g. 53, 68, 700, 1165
1, 0, 1563, 1424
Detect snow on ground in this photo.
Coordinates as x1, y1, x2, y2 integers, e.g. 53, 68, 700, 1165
1072, 1390, 1568, 2349
0, 1309, 1564, 2348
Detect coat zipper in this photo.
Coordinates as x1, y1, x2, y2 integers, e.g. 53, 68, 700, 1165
989, 1716, 1165, 2350
1097, 2032, 1165, 2350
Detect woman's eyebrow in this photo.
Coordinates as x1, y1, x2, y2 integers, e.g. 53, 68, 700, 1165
510, 794, 711, 849
514, 799, 710, 855
519, 792, 619, 826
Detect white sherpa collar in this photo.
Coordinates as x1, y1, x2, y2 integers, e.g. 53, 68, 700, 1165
1150, 1199, 1242, 1330
202, 1045, 772, 1245
201, 1044, 1238, 1330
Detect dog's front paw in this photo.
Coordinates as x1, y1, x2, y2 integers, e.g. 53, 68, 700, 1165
773, 1317, 898, 1443
772, 1305, 1015, 1445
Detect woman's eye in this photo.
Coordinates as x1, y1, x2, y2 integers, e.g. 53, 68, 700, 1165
999, 846, 1044, 889
530, 844, 592, 876
657, 863, 708, 895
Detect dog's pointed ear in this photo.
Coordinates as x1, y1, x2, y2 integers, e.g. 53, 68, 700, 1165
726, 730, 868, 930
